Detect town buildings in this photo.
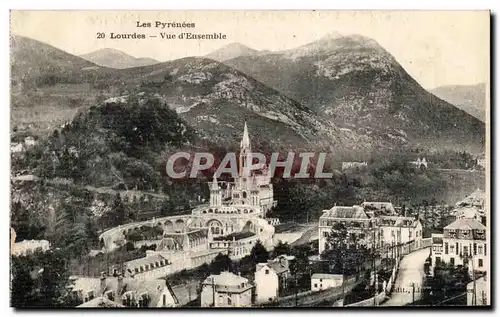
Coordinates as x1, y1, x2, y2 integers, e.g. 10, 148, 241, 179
430, 218, 487, 275
71, 273, 179, 307
10, 228, 50, 256
254, 255, 294, 303
341, 161, 368, 172
310, 273, 343, 291
318, 201, 423, 256
200, 272, 253, 307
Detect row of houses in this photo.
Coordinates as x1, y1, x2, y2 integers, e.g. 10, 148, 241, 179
318, 201, 423, 255
429, 189, 489, 306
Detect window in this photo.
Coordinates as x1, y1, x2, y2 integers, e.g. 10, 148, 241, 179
314, 284, 318, 288
478, 259, 483, 267
320, 279, 323, 282
450, 257, 455, 266
163, 294, 166, 306
227, 298, 232, 305
436, 257, 441, 264
463, 246, 468, 256
265, 269, 269, 275
478, 245, 483, 255
445, 243, 449, 254
474, 243, 477, 255
450, 245, 455, 254
485, 245, 487, 256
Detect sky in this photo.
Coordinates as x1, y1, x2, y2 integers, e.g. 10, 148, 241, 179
10, 10, 489, 89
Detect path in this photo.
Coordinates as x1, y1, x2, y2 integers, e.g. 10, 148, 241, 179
290, 224, 318, 246
382, 247, 429, 306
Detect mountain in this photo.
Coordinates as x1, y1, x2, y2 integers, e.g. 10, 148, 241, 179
103, 57, 393, 151
205, 43, 259, 62
430, 83, 486, 122
80, 48, 159, 69
222, 33, 485, 151
10, 35, 103, 90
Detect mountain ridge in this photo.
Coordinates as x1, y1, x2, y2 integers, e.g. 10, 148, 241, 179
80, 48, 160, 69
222, 34, 485, 152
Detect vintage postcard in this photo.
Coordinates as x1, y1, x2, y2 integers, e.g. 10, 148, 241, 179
9, 10, 490, 308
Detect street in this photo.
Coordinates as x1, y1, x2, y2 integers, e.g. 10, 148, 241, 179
382, 247, 430, 306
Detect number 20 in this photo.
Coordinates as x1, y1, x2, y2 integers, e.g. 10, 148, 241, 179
96, 33, 105, 39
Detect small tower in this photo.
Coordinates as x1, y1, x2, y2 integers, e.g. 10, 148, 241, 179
210, 175, 222, 206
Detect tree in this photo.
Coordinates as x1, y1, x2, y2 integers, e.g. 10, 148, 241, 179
273, 241, 291, 257
11, 249, 75, 307
210, 253, 233, 274
112, 193, 125, 226
250, 240, 269, 265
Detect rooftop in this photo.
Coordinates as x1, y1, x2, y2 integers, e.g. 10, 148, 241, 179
311, 273, 343, 280
321, 205, 369, 219
445, 218, 486, 231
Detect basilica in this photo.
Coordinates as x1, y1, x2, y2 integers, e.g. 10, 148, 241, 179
107, 123, 278, 279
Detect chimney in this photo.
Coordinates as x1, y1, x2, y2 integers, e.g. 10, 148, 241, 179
117, 273, 124, 295
100, 272, 107, 295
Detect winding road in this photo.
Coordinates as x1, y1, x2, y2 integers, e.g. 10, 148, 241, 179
382, 247, 430, 306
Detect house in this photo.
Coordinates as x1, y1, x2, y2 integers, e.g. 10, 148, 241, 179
410, 157, 428, 169
430, 218, 487, 275
341, 161, 368, 172
200, 271, 253, 307
11, 238, 50, 256
318, 205, 375, 254
467, 275, 489, 306
254, 255, 294, 303
71, 273, 179, 307
311, 273, 343, 291
378, 216, 423, 250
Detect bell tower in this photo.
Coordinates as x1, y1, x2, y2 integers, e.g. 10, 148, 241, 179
239, 122, 252, 179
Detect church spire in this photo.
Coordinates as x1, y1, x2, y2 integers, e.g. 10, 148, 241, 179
240, 121, 251, 151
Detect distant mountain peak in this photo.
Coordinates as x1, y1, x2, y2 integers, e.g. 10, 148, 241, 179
80, 48, 159, 69
205, 43, 258, 62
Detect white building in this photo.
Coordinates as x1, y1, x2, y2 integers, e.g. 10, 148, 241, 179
341, 161, 368, 172
311, 273, 343, 291
254, 255, 293, 303
11, 239, 50, 256
410, 157, 428, 169
430, 218, 487, 275
201, 272, 253, 307
378, 216, 423, 250
318, 205, 375, 255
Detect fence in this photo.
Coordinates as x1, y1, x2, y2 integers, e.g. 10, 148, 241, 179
346, 239, 431, 307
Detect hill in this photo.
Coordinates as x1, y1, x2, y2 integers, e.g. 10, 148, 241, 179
223, 33, 485, 152
108, 56, 407, 151
10, 35, 104, 90
430, 83, 486, 122
80, 48, 159, 69
205, 43, 259, 62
